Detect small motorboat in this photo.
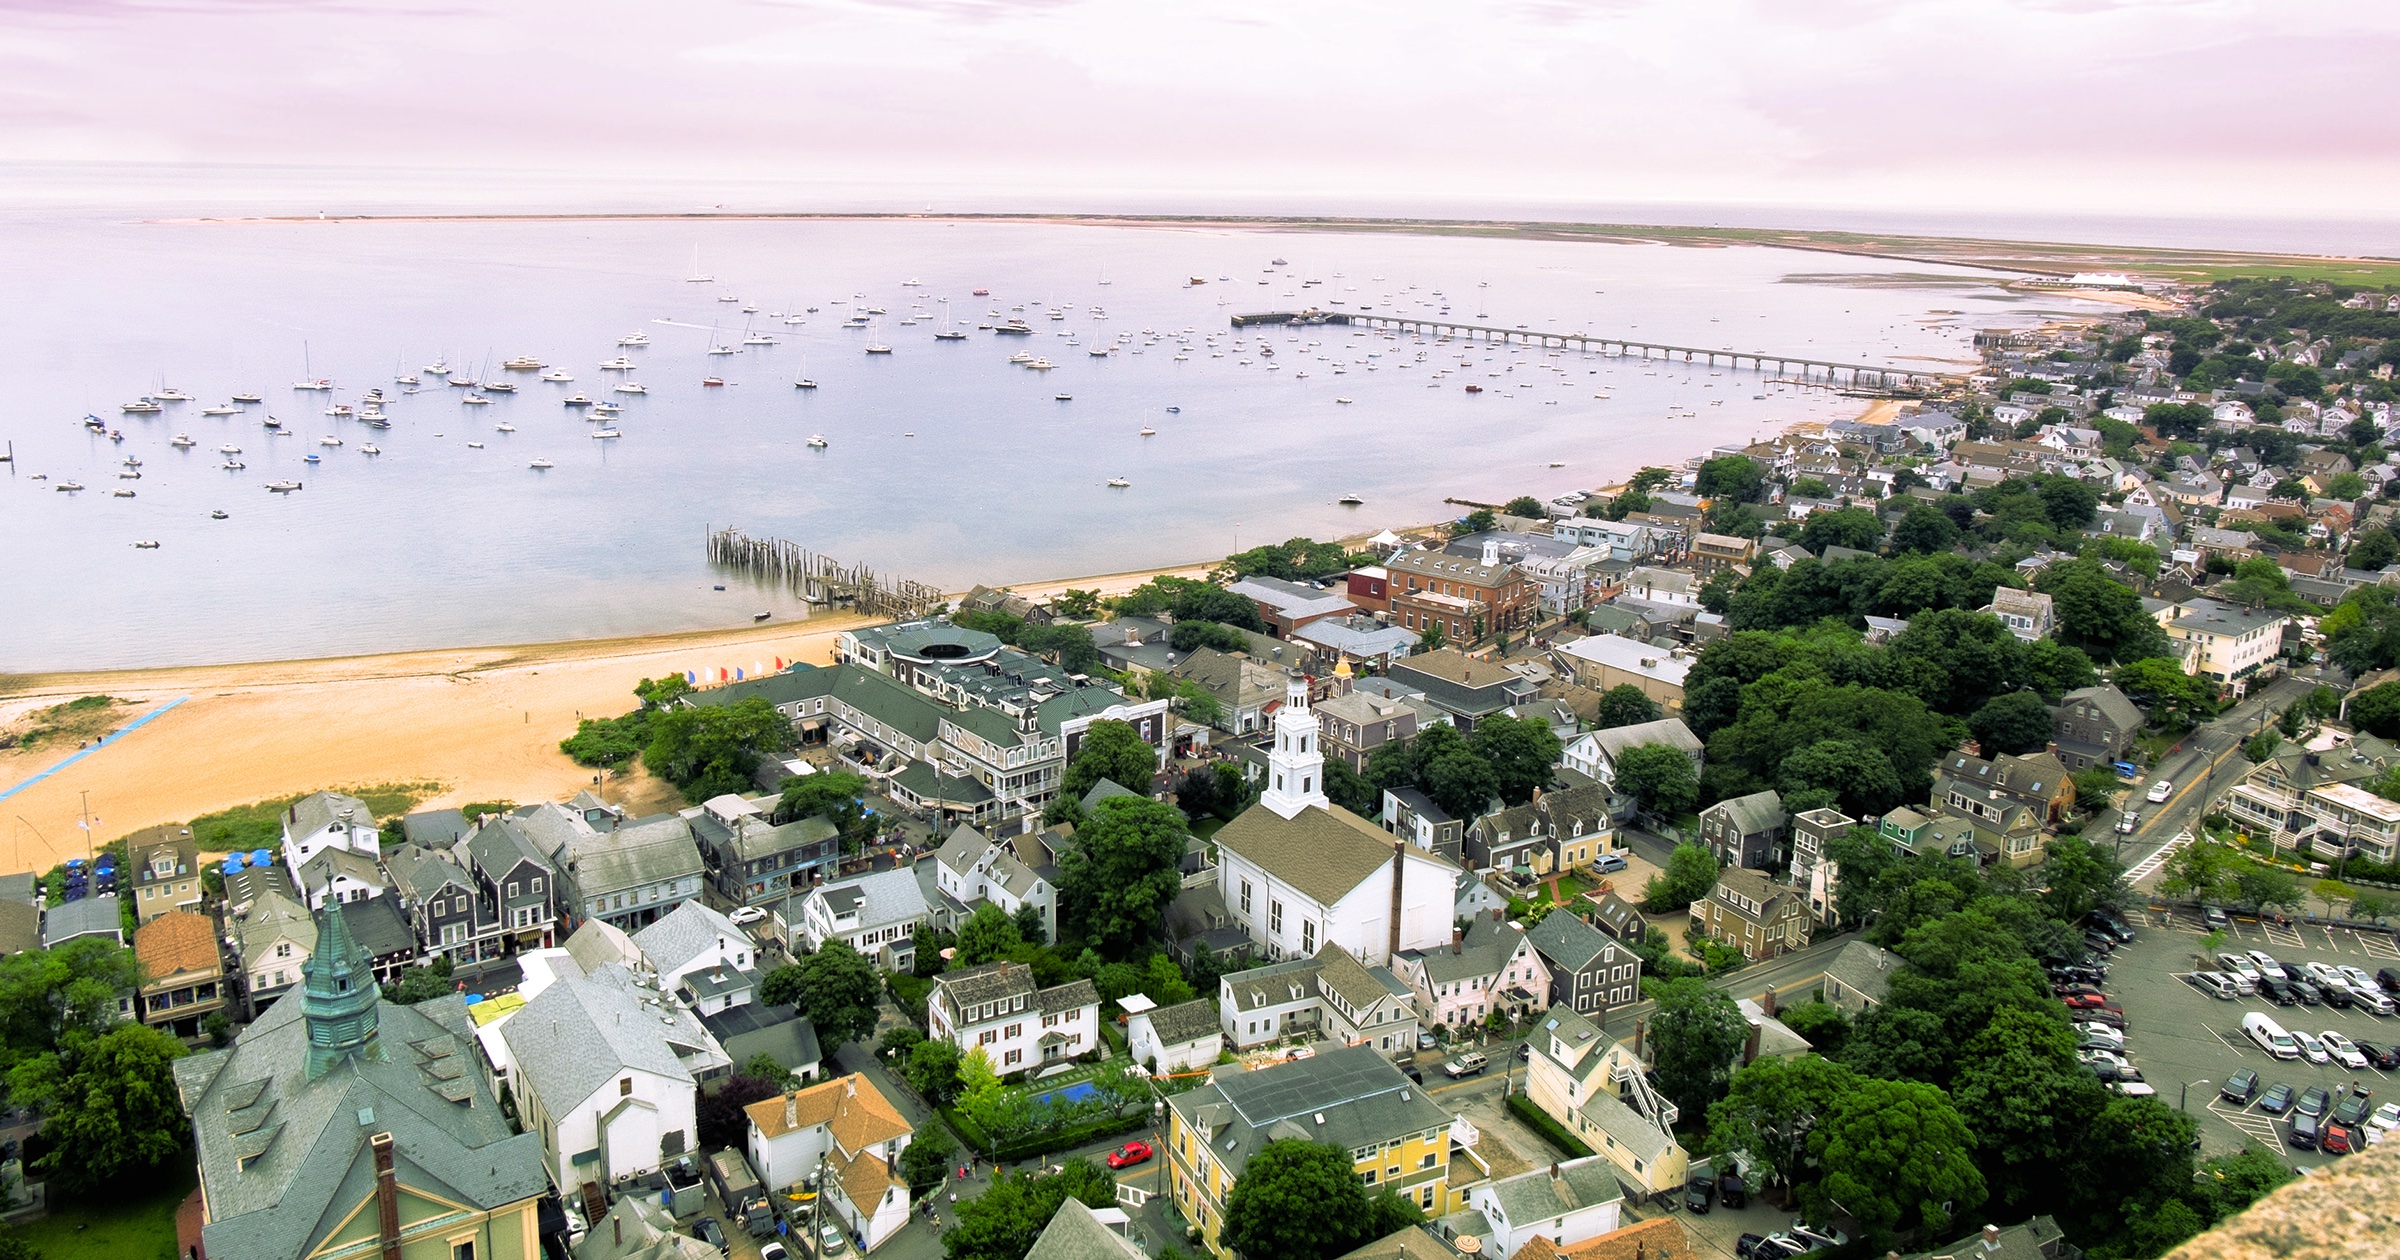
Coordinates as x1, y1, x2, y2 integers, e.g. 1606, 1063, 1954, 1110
806, 435, 829, 448
529, 458, 554, 469
1464, 384, 1483, 393
466, 441, 484, 449
708, 344, 736, 356
1549, 461, 1566, 468
170, 434, 196, 448
1335, 397, 1353, 404
55, 481, 84, 492
112, 487, 136, 498
542, 370, 573, 382
1054, 393, 1072, 401
972, 287, 989, 296
701, 376, 725, 387
361, 444, 382, 455
1339, 493, 1364, 505
1165, 406, 1180, 413
121, 399, 162, 414
210, 510, 228, 520
200, 404, 240, 416
794, 379, 818, 390
220, 444, 242, 454
495, 422, 516, 433
1139, 427, 1155, 436
293, 378, 332, 392
266, 480, 302, 492
230, 392, 263, 403
935, 330, 967, 341
1106, 477, 1130, 488
617, 332, 650, 346
319, 436, 343, 447
613, 382, 647, 394
591, 428, 622, 439
117, 470, 140, 479
480, 380, 516, 393
563, 394, 595, 407
864, 344, 892, 355
600, 356, 636, 371
422, 360, 451, 375
743, 333, 775, 345
303, 453, 322, 464
462, 393, 492, 405
221, 460, 245, 470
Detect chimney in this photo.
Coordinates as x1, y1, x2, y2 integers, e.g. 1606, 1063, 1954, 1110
784, 1092, 798, 1129
1632, 1016, 1645, 1059
372, 1133, 402, 1260
1761, 985, 1777, 1018
613, 1216, 623, 1246
1549, 1162, 1560, 1178
1984, 1224, 2001, 1249
1492, 907, 1504, 923
1743, 1019, 1762, 1065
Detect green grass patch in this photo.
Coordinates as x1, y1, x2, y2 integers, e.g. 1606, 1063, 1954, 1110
185, 782, 444, 853
19, 1160, 195, 1260
1507, 1093, 1594, 1159
1, 695, 126, 753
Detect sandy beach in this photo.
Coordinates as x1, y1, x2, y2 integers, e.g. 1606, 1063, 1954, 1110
0, 556, 1231, 872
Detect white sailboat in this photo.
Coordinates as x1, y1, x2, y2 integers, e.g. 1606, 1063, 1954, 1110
685, 245, 712, 283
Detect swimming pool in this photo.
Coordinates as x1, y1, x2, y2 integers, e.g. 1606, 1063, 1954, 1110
1034, 1081, 1099, 1107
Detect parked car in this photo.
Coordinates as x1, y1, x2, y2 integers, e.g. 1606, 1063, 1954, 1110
2220, 1069, 2259, 1105
1105, 1140, 1153, 1169
2115, 812, 2139, 834
1400, 1062, 1425, 1084
2332, 1091, 2374, 1126
2088, 910, 2135, 942
2258, 976, 2297, 1006
2077, 1048, 2131, 1072
2341, 964, 2377, 991
2370, 1102, 2400, 1132
2291, 979, 2324, 1006
728, 905, 769, 926
2356, 1039, 2400, 1070
2111, 1068, 2157, 1098
759, 1245, 788, 1260
2077, 1026, 2127, 1052
1444, 1053, 1488, 1078
2056, 983, 2107, 1000
691, 1220, 727, 1255
1718, 1171, 1748, 1209
2257, 1082, 2296, 1116
818, 1224, 848, 1255
2297, 1085, 2333, 1118
1738, 1235, 1805, 1260
2063, 992, 2119, 1011
2324, 1120, 2361, 1155
2294, 1030, 2333, 1064
1593, 853, 1629, 873
2218, 954, 2263, 985
2078, 1006, 2129, 1030
1417, 1030, 1439, 1051
2323, 1031, 2369, 1069
1788, 1221, 1850, 1250
2248, 952, 2288, 981
2378, 967, 2400, 994
2289, 1112, 2323, 1151
2202, 905, 2231, 930
2322, 982, 2357, 1010
1685, 1174, 1715, 1213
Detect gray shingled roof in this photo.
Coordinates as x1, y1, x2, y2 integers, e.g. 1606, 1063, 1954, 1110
632, 900, 749, 976
1482, 1156, 1622, 1231
1139, 998, 1221, 1048
42, 895, 122, 947
1821, 939, 1903, 1006
175, 988, 544, 1260
816, 867, 928, 930
1588, 718, 1702, 762
1224, 956, 1325, 1013
1216, 801, 1443, 907
1169, 1044, 1446, 1180
1579, 1087, 1676, 1163
1400, 915, 1527, 986
384, 844, 474, 902
561, 814, 703, 896
1706, 790, 1786, 836
502, 964, 702, 1110
287, 791, 372, 841
1025, 1197, 1147, 1260
1524, 910, 1613, 974
2060, 684, 2145, 733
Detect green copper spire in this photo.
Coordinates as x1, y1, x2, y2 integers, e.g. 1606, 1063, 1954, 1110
301, 895, 383, 1079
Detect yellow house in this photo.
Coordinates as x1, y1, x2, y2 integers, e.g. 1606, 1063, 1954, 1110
176, 900, 549, 1260
1165, 1045, 1468, 1259
1522, 1009, 1689, 1200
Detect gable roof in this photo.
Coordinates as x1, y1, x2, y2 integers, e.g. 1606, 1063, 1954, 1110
1822, 939, 1903, 1005
631, 900, 749, 976
287, 790, 372, 839
1585, 718, 1702, 762
1524, 911, 1614, 974
561, 814, 704, 894
1483, 1155, 1622, 1231
136, 910, 220, 978
1138, 998, 1222, 1048
1705, 790, 1785, 835
813, 867, 930, 929
1217, 802, 1445, 907
1402, 915, 1530, 986
2059, 684, 2145, 732
502, 963, 705, 1107
1509, 1218, 1689, 1260
1026, 1197, 1148, 1260
743, 1072, 911, 1152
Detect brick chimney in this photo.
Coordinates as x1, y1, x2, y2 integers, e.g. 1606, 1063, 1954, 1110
372, 1133, 402, 1260
1761, 985, 1777, 1018
1742, 1019, 1761, 1065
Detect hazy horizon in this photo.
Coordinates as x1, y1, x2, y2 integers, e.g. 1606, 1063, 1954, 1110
4, 0, 2397, 242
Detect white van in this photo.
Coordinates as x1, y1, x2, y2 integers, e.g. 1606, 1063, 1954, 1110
2191, 971, 2239, 1000
2243, 1012, 2300, 1060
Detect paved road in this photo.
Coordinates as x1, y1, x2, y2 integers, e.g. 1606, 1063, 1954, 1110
2095, 671, 2321, 890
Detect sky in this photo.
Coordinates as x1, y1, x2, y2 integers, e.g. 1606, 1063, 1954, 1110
3, 0, 2399, 227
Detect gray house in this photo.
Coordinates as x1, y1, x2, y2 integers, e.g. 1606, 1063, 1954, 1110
384, 843, 491, 965
689, 795, 842, 916
1382, 787, 1464, 863
460, 816, 560, 954
1700, 790, 1787, 871
2052, 684, 2145, 773
1524, 910, 1639, 1024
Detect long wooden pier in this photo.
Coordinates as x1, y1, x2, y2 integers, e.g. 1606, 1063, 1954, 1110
707, 528, 945, 620
1230, 310, 1959, 390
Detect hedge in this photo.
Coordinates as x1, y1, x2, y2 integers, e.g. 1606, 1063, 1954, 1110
1507, 1093, 1594, 1159
943, 1104, 1148, 1164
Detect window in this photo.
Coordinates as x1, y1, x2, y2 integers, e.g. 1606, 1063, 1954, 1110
275, 943, 292, 958
1004, 1023, 1022, 1039
1420, 1185, 1436, 1209
1270, 901, 1283, 935
979, 1030, 997, 1045
454, 1243, 476, 1260
1004, 1049, 1022, 1067
1420, 1152, 1436, 1169
1302, 921, 1316, 954
620, 1076, 633, 1096
1239, 881, 1252, 915
505, 880, 520, 899
530, 877, 543, 893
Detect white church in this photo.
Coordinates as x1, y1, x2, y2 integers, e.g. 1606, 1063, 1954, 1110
1213, 674, 1459, 968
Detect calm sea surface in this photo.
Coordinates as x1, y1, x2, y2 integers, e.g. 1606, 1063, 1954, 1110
0, 214, 2117, 671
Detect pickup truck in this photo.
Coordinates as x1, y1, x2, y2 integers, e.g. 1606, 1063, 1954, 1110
1443, 1053, 1488, 1078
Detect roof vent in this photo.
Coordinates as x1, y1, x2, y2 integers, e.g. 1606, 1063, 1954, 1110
1314, 1112, 1326, 1125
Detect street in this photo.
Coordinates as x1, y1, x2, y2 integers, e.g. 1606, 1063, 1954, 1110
2109, 671, 2320, 891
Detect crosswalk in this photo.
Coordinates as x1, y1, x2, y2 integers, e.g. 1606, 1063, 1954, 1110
2264, 920, 2308, 950
2207, 1099, 2283, 1150
2125, 830, 2194, 885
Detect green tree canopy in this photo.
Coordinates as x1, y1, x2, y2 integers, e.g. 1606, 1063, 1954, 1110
789, 941, 882, 1047
2112, 657, 2219, 735
1469, 713, 1561, 805
1804, 1076, 1986, 1246
1503, 495, 1547, 519
941, 1159, 1117, 1260
954, 902, 1025, 966
778, 769, 868, 838
642, 696, 791, 802
1967, 690, 2057, 756
1056, 796, 1190, 957
1614, 743, 1699, 819
1799, 506, 1884, 554
1062, 719, 1159, 800
1220, 1139, 1423, 1260
1595, 685, 1662, 729
0, 938, 146, 1072
1697, 455, 1766, 503
2036, 560, 2170, 664
1889, 502, 1962, 555
1639, 842, 1720, 913
1705, 1053, 1862, 1188
2352, 680, 2400, 739
1643, 977, 1750, 1118
7, 1022, 188, 1192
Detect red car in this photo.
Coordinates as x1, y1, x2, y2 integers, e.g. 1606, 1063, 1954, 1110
2322, 1121, 2359, 1155
2062, 993, 2121, 1013
1105, 1141, 1153, 1170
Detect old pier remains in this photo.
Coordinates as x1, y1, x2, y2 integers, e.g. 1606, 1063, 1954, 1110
706, 528, 945, 620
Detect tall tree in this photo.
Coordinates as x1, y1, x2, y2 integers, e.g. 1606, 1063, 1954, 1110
954, 902, 1025, 965
641, 696, 791, 802
778, 769, 869, 840
1614, 743, 1699, 818
1640, 843, 1720, 913
1469, 713, 1561, 805
1056, 796, 1190, 957
7, 1022, 188, 1192
1946, 1008, 2109, 1213
790, 940, 882, 1048
1967, 691, 2057, 756
1805, 1077, 1987, 1247
0, 938, 146, 1072
1061, 719, 1159, 799
1696, 455, 1765, 503
1705, 1053, 1862, 1189
1221, 1139, 1422, 1260
1595, 685, 1662, 729
941, 1159, 1117, 1260
1643, 977, 1750, 1118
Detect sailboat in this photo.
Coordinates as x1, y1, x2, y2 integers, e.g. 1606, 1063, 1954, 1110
685, 245, 712, 283
292, 342, 332, 391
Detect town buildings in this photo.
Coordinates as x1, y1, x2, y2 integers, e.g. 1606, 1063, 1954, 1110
798, 868, 929, 972
925, 960, 1101, 1076
1390, 915, 1549, 1031
1698, 790, 1786, 871
1523, 911, 1639, 1024
1689, 867, 1807, 961
134, 909, 225, 1040
743, 1074, 915, 1251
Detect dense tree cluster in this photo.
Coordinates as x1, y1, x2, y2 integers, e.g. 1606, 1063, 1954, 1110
1220, 1140, 1425, 1260
1211, 536, 1366, 583
1361, 716, 1560, 820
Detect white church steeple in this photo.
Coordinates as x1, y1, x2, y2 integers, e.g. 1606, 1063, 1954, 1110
1260, 671, 1327, 819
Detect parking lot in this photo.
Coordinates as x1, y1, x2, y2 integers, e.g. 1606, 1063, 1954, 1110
2101, 905, 2400, 1166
